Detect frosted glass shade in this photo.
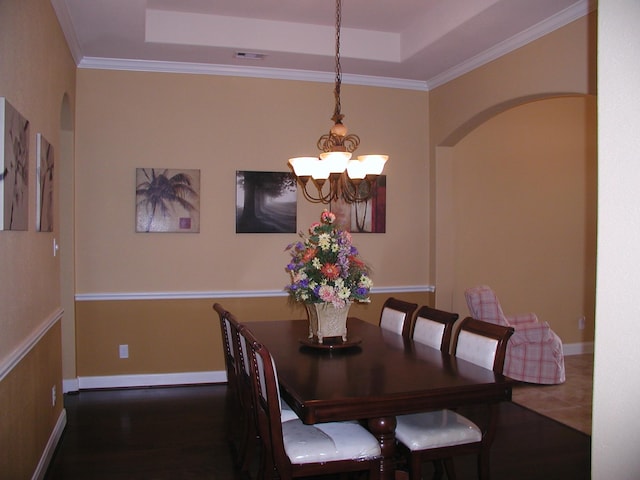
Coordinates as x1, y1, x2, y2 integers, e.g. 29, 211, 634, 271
356, 155, 388, 175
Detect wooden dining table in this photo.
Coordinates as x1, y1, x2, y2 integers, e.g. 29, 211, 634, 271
245, 317, 514, 480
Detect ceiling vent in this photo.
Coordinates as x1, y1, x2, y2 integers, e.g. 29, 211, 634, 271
235, 52, 267, 60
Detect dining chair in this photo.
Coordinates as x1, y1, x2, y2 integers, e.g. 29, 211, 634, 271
411, 305, 459, 352
395, 317, 514, 480
242, 325, 382, 480
214, 304, 299, 476
379, 297, 418, 339
213, 303, 243, 463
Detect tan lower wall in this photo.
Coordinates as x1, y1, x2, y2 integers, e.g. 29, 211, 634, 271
75, 292, 433, 378
0, 321, 63, 479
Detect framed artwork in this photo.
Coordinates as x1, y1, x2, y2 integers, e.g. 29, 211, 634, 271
136, 168, 200, 233
331, 175, 386, 233
236, 170, 296, 233
36, 133, 54, 232
0, 97, 30, 231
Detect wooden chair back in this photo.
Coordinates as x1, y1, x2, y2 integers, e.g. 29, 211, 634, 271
214, 303, 237, 385
411, 305, 459, 352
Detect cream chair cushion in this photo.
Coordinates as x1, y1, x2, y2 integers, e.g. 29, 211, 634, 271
413, 317, 446, 350
283, 418, 381, 463
380, 308, 408, 335
395, 410, 482, 450
280, 399, 299, 422
455, 330, 499, 371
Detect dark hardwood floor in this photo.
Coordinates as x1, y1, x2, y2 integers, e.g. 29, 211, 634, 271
44, 384, 590, 479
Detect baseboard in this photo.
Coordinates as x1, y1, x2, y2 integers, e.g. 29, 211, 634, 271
75, 370, 227, 391
32, 408, 67, 480
63, 377, 79, 393
563, 342, 594, 356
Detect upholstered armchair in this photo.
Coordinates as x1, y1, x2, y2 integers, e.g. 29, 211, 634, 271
464, 285, 566, 384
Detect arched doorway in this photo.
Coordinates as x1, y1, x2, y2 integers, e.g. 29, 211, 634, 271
434, 95, 596, 350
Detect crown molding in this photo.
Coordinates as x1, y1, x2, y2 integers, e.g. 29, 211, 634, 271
50, 0, 82, 65
77, 57, 429, 91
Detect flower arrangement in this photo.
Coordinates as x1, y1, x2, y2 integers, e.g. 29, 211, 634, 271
285, 210, 373, 308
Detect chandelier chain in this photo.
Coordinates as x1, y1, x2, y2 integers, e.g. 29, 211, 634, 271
332, 0, 343, 124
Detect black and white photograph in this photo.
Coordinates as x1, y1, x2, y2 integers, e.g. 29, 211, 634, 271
236, 170, 296, 233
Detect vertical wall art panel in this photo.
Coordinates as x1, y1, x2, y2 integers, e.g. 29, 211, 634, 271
235, 171, 297, 233
331, 175, 386, 233
0, 97, 30, 231
36, 133, 54, 232
135, 168, 200, 233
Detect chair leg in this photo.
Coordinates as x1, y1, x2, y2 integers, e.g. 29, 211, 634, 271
443, 458, 456, 480
432, 460, 444, 480
238, 412, 258, 473
408, 452, 423, 480
477, 451, 490, 480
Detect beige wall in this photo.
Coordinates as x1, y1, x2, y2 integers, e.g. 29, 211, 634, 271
429, 14, 596, 149
0, 0, 76, 477
429, 14, 597, 347
72, 70, 430, 379
0, 323, 63, 479
449, 96, 597, 344
76, 292, 432, 377
74, 71, 429, 294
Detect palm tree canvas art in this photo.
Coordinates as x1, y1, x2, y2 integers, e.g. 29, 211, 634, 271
1, 97, 30, 231
136, 168, 200, 233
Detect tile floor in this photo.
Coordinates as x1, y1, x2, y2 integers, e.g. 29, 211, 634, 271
511, 353, 593, 435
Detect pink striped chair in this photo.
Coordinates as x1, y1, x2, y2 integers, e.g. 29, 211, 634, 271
464, 285, 566, 384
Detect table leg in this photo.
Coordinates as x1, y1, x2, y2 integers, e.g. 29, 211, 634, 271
367, 416, 397, 480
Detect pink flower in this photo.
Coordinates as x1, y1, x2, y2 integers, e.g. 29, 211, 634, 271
321, 209, 336, 224
318, 285, 338, 302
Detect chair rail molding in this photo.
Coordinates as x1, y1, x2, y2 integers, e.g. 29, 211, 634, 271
0, 308, 64, 382
75, 285, 436, 302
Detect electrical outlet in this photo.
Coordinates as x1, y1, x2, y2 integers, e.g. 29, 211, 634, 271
578, 316, 586, 330
51, 385, 56, 407
119, 344, 129, 359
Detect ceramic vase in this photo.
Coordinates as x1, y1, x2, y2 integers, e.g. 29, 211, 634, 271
305, 302, 351, 344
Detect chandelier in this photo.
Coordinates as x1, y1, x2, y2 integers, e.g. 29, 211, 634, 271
288, 0, 388, 204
